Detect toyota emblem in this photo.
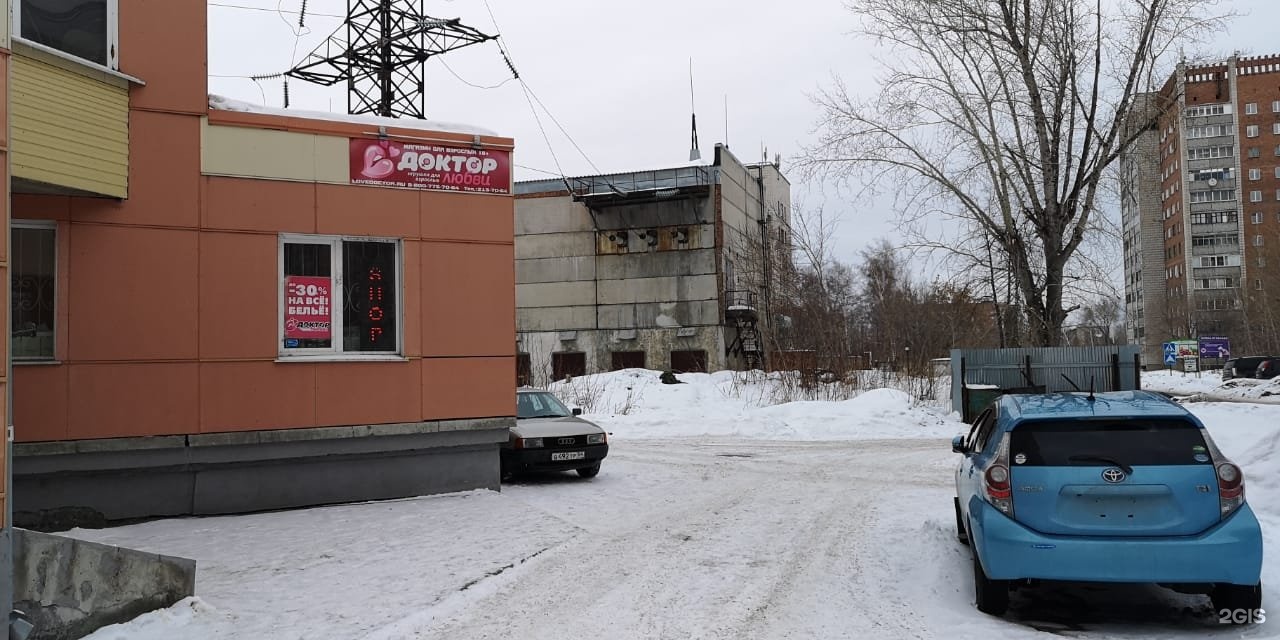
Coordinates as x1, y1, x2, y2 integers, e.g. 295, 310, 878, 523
1101, 468, 1127, 483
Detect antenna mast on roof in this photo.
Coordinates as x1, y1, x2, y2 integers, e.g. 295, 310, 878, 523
287, 0, 498, 119
689, 59, 701, 162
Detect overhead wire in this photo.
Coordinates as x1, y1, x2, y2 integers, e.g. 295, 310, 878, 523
207, 1, 344, 19
481, 0, 600, 179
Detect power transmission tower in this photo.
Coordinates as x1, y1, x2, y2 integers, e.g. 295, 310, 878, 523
287, 0, 498, 119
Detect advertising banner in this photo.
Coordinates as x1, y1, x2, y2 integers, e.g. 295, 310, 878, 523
1198, 336, 1231, 359
1173, 340, 1198, 358
349, 138, 512, 195
284, 276, 332, 340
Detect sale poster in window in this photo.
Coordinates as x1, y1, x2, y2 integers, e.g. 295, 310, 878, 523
285, 276, 332, 340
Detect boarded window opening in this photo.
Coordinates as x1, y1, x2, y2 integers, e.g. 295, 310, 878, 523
670, 350, 707, 373
611, 351, 646, 371
553, 352, 587, 381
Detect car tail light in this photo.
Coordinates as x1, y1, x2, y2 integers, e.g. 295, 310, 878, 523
1217, 462, 1245, 516
983, 433, 1014, 516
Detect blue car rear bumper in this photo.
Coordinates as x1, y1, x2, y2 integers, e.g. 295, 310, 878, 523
969, 499, 1263, 585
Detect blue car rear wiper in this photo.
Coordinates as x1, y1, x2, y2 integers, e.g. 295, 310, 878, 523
1068, 454, 1134, 475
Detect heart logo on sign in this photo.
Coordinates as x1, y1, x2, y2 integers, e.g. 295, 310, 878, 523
360, 141, 404, 179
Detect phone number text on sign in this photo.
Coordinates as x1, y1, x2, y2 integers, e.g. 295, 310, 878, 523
285, 276, 332, 339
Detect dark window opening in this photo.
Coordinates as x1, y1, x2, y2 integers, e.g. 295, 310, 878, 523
611, 351, 646, 371
670, 350, 707, 373
516, 354, 532, 387
21, 0, 110, 67
12, 226, 57, 360
553, 352, 586, 381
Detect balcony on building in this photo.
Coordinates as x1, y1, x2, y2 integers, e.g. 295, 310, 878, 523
9, 0, 141, 199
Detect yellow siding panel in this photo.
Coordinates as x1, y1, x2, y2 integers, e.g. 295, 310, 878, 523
11, 55, 129, 198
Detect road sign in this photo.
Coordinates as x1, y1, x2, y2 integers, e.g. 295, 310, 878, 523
1163, 342, 1178, 366
1184, 357, 1199, 373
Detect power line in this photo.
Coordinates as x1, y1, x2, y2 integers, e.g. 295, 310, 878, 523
208, 1, 344, 18
483, 0, 599, 176
521, 80, 601, 175
437, 54, 517, 90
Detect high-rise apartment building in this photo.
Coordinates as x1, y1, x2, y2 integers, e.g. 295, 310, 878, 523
1123, 55, 1280, 366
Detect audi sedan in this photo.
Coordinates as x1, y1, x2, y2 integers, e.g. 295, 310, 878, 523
952, 391, 1262, 620
502, 389, 609, 480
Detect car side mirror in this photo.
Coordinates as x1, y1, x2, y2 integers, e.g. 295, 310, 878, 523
952, 435, 967, 454
572, 408, 582, 416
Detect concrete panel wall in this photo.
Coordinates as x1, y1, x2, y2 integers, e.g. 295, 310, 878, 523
516, 281, 596, 309
596, 248, 716, 279
518, 327, 725, 386
596, 300, 721, 329
14, 529, 195, 640
517, 256, 596, 284
517, 306, 596, 331
515, 231, 596, 260
515, 196, 593, 235
596, 275, 718, 305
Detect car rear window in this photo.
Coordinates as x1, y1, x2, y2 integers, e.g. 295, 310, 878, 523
1010, 420, 1212, 466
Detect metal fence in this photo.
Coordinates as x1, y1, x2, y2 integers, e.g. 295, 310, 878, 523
951, 346, 1143, 419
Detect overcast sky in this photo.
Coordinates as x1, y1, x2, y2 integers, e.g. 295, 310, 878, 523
208, 0, 1280, 266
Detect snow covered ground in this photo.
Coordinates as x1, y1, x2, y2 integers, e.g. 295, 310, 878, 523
72, 370, 1280, 639
1143, 369, 1280, 402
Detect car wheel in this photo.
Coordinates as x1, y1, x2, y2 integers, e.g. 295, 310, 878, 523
973, 549, 1009, 616
954, 497, 970, 545
1211, 582, 1262, 621
577, 463, 601, 478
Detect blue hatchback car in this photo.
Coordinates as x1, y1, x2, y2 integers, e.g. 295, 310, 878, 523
952, 391, 1263, 618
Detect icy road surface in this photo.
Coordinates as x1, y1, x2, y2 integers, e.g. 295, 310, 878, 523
83, 434, 1280, 640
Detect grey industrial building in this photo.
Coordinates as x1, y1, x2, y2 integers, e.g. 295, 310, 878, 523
515, 144, 791, 383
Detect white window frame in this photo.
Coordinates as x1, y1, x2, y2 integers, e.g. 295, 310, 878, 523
1249, 168, 1262, 181
1274, 123, 1280, 135
14, 0, 120, 71
277, 233, 405, 361
1246, 103, 1259, 115
1247, 125, 1260, 138
1273, 100, 1280, 113
1254, 212, 1264, 224
1251, 190, 1263, 202
12, 220, 59, 363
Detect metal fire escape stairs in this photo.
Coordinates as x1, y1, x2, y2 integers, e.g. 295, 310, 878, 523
725, 291, 764, 370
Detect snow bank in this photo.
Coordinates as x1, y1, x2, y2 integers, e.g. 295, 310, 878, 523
208, 94, 500, 137
1143, 369, 1280, 403
548, 369, 963, 441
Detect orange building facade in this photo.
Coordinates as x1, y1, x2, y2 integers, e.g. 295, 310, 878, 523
4, 1, 516, 528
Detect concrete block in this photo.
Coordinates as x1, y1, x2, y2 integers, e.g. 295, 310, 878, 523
14, 529, 195, 640
514, 231, 595, 260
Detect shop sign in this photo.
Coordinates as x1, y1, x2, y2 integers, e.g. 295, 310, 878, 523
284, 275, 332, 340
349, 138, 511, 194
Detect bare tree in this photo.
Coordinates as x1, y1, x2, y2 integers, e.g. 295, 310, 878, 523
799, 0, 1225, 346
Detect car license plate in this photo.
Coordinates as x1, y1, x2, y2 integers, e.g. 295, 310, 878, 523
551, 451, 586, 461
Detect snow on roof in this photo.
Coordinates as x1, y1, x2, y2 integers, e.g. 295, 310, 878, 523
207, 94, 500, 137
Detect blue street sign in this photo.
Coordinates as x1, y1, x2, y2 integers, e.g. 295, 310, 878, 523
1163, 342, 1177, 366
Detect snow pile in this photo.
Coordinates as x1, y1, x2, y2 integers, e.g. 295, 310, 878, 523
548, 369, 962, 441
1143, 370, 1280, 403
208, 94, 500, 137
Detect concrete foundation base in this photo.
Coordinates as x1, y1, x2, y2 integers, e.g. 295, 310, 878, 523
12, 418, 510, 530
